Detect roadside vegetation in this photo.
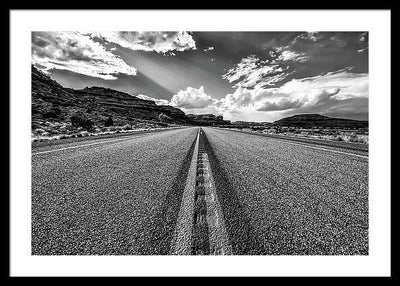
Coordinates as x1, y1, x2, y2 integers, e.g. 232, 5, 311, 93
31, 114, 180, 143
221, 126, 369, 144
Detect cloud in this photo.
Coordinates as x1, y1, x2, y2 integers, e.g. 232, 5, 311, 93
277, 68, 368, 100
222, 55, 259, 83
204, 46, 214, 51
89, 31, 196, 54
255, 87, 341, 113
170, 86, 218, 109
275, 50, 310, 63
290, 32, 369, 55
257, 98, 303, 111
222, 46, 312, 92
136, 94, 170, 106
222, 55, 290, 90
232, 70, 367, 121
196, 69, 368, 122
32, 31, 137, 80
145, 68, 367, 122
358, 32, 368, 42
293, 32, 320, 43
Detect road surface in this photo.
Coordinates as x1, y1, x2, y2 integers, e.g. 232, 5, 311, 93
202, 127, 368, 255
32, 127, 368, 255
32, 127, 198, 255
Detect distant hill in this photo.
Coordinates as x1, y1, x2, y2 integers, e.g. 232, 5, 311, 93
186, 114, 231, 126
31, 66, 190, 135
273, 114, 368, 128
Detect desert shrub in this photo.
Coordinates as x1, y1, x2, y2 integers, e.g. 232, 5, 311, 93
34, 128, 45, 134
43, 105, 61, 119
43, 111, 58, 119
157, 122, 168, 127
104, 116, 114, 127
123, 124, 132, 130
70, 114, 93, 130
82, 119, 93, 130
70, 115, 83, 126
348, 135, 368, 144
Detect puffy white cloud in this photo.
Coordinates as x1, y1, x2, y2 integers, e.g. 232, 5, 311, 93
89, 31, 196, 54
233, 70, 367, 120
277, 68, 368, 100
256, 87, 340, 112
32, 31, 137, 80
204, 46, 214, 51
158, 69, 367, 121
170, 86, 218, 109
136, 94, 170, 106
191, 69, 368, 122
257, 98, 303, 111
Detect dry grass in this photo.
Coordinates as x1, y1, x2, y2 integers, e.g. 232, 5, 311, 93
225, 127, 369, 145
31, 120, 181, 142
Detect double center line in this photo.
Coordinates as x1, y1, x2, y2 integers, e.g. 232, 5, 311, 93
170, 128, 232, 255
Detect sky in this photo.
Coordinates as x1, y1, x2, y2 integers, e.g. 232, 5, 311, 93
32, 31, 368, 122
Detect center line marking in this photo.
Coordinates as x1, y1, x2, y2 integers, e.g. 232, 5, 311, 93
170, 128, 232, 255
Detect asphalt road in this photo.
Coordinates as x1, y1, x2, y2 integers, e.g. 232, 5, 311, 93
32, 126, 368, 255
202, 127, 368, 255
32, 127, 198, 255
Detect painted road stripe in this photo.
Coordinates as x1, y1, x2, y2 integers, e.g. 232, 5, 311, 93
170, 128, 200, 255
170, 128, 232, 255
31, 136, 144, 156
277, 140, 369, 159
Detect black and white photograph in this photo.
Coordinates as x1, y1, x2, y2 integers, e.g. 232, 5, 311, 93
10, 9, 391, 277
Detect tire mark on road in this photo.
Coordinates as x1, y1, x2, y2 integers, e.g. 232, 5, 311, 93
143, 133, 197, 255
170, 129, 200, 255
202, 131, 265, 255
